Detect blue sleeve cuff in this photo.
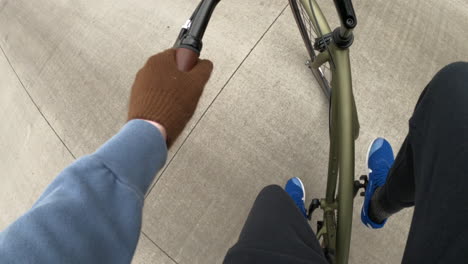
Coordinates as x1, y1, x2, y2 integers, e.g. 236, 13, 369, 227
93, 119, 167, 196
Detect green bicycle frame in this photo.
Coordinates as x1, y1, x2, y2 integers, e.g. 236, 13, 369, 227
299, 0, 360, 263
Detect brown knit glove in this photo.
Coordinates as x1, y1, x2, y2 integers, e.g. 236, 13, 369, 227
128, 49, 213, 147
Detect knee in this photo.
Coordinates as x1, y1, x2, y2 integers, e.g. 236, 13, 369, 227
434, 62, 468, 87
260, 184, 283, 195
257, 185, 285, 200
428, 61, 468, 101
438, 62, 468, 79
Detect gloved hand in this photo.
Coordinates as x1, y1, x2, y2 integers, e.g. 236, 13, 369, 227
128, 49, 213, 147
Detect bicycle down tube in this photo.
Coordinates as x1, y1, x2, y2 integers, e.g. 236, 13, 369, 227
298, 0, 359, 263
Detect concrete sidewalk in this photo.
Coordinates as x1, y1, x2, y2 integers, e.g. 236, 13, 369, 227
1, 0, 467, 263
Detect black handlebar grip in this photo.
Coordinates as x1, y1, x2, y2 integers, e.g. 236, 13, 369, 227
333, 0, 357, 29
176, 48, 199, 72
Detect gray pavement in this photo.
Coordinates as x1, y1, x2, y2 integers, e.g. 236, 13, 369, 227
1, 0, 468, 263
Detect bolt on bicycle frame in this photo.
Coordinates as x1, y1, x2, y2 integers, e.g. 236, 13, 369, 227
297, 0, 360, 263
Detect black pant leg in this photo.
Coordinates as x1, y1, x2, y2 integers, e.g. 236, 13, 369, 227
224, 185, 328, 264
377, 136, 417, 214
377, 62, 468, 263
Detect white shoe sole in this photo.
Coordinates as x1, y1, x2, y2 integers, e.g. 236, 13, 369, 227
295, 177, 306, 202
365, 138, 379, 175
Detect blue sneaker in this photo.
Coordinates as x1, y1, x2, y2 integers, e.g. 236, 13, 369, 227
361, 138, 394, 228
285, 177, 307, 218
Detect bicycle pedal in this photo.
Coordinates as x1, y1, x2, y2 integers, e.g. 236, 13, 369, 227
317, 220, 324, 231
307, 198, 321, 220
359, 175, 369, 183
353, 175, 369, 197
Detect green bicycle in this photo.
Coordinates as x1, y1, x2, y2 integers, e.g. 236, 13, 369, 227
288, 0, 364, 263
174, 0, 366, 263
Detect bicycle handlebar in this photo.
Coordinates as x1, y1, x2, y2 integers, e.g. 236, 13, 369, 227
174, 0, 220, 72
175, 48, 200, 72
333, 0, 357, 29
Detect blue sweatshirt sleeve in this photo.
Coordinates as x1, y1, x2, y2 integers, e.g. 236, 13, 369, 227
0, 119, 167, 264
